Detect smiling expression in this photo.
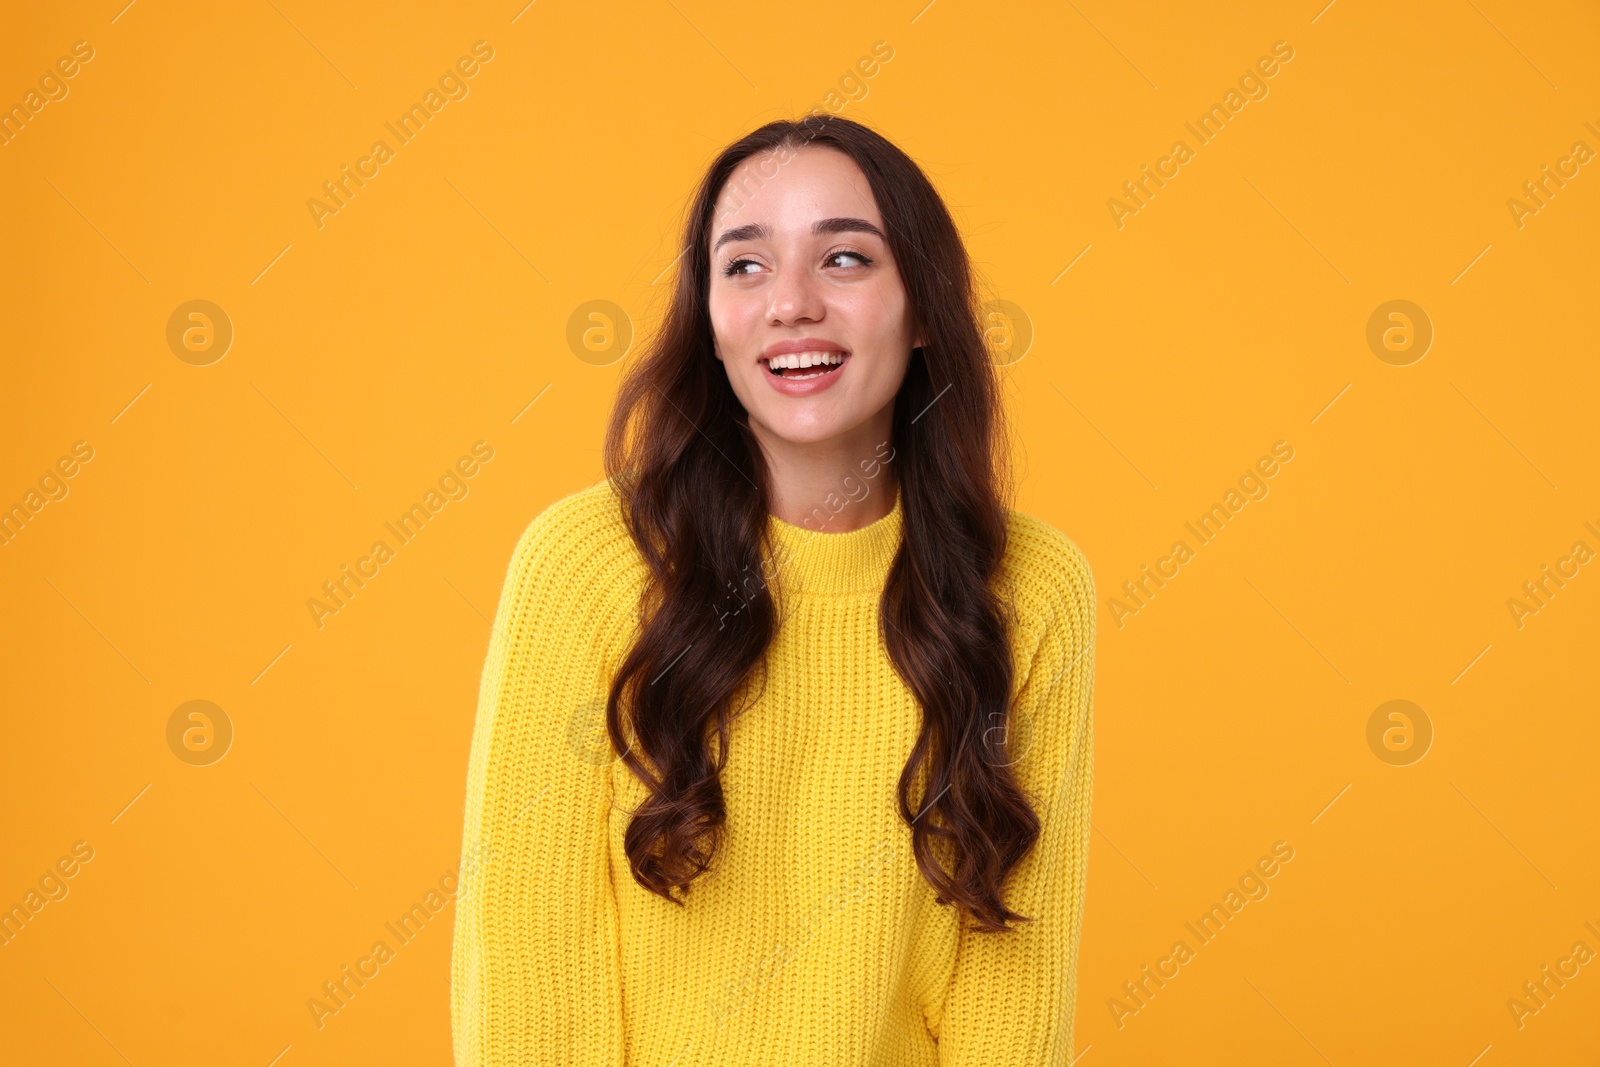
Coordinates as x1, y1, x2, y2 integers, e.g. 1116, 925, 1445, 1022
708, 144, 922, 447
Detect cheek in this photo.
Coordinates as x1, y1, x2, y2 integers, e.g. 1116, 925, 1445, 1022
708, 288, 762, 355
838, 284, 909, 349
839, 308, 911, 393
864, 347, 912, 395
706, 295, 734, 358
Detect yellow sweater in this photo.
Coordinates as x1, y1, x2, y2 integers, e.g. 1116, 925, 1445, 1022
451, 476, 1096, 1065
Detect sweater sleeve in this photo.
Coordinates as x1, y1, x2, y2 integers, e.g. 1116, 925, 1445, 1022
936, 529, 1096, 1066
451, 501, 631, 1067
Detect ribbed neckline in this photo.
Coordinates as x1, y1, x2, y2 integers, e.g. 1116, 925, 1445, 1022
764, 482, 903, 596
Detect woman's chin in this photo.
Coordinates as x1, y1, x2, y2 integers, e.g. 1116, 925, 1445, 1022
750, 412, 856, 449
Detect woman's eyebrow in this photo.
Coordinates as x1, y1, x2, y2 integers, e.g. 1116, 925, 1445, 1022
712, 217, 886, 253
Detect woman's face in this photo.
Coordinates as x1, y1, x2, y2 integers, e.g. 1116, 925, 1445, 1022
708, 144, 920, 449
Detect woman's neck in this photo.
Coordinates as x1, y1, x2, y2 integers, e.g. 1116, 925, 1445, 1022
755, 422, 899, 533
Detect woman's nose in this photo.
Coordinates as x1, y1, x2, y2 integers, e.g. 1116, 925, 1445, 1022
767, 265, 825, 325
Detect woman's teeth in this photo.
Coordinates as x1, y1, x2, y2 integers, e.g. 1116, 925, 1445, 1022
766, 351, 846, 378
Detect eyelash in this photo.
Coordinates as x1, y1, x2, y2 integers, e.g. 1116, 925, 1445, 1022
720, 248, 874, 277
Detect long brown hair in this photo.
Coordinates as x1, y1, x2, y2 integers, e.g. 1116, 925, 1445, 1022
601, 114, 1036, 933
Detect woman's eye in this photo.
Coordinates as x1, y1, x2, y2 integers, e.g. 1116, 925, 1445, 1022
720, 250, 873, 277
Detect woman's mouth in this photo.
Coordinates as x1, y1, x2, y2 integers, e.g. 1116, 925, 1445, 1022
762, 350, 849, 381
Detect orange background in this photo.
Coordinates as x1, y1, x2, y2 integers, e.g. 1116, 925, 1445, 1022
3, 1, 1598, 1064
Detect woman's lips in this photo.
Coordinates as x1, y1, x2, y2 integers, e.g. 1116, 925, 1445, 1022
759, 351, 851, 397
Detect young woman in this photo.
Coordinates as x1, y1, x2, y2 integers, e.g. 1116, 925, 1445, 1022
452, 114, 1096, 1065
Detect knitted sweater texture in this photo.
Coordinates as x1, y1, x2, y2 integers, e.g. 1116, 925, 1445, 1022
451, 476, 1096, 1066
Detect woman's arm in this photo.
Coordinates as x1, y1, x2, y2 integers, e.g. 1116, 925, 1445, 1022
936, 531, 1097, 1065
451, 504, 630, 1066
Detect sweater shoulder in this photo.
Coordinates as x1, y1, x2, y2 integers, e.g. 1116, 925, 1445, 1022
508, 476, 645, 605
999, 507, 1096, 621
997, 508, 1097, 685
